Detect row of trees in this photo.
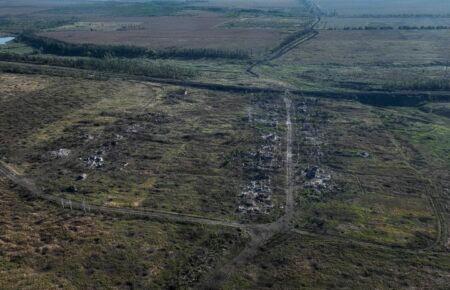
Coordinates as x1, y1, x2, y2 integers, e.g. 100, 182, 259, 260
271, 19, 316, 52
0, 52, 197, 79
17, 33, 250, 60
339, 26, 394, 30
0, 16, 77, 33
327, 25, 449, 31
326, 13, 450, 18
384, 78, 450, 91
398, 25, 450, 30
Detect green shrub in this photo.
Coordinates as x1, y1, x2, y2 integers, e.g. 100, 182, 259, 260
0, 53, 197, 79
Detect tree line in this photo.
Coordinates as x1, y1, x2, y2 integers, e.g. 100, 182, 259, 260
17, 33, 250, 60
327, 25, 450, 31
0, 52, 197, 79
384, 78, 450, 91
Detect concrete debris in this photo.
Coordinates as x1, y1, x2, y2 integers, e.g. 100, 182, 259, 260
238, 133, 280, 214
49, 149, 71, 159
262, 133, 279, 142
126, 124, 142, 134
254, 119, 278, 127
303, 166, 332, 192
115, 134, 124, 141
305, 136, 323, 146
359, 151, 370, 158
84, 155, 104, 168
238, 181, 273, 214
84, 134, 95, 141
298, 102, 307, 113
246, 107, 253, 123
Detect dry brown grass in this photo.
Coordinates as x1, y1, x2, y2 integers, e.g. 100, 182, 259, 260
41, 14, 284, 54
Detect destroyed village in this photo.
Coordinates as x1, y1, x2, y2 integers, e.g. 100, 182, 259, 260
0, 0, 449, 289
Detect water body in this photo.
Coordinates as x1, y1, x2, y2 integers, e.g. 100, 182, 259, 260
0, 37, 15, 45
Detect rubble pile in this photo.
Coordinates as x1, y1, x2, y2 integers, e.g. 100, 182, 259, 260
82, 131, 126, 169
303, 166, 332, 192
358, 151, 370, 158
84, 154, 104, 169
238, 181, 273, 214
49, 148, 71, 159
238, 112, 281, 215
296, 99, 334, 195
126, 124, 142, 134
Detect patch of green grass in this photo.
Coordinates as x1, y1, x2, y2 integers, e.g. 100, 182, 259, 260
0, 41, 34, 54
46, 2, 185, 17
0, 178, 248, 289
291, 99, 438, 247
224, 233, 450, 289
409, 123, 450, 165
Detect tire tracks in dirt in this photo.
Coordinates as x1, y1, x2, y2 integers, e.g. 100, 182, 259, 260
387, 133, 449, 250
1, 61, 450, 106
0, 162, 244, 229
246, 18, 320, 78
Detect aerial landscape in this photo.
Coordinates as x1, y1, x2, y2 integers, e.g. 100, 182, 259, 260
0, 0, 449, 289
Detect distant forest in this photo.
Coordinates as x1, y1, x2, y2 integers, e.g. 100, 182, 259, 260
17, 33, 251, 60
0, 52, 197, 79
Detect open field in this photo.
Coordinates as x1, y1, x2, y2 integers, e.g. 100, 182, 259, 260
277, 30, 450, 65
0, 0, 77, 16
0, 73, 287, 223
0, 0, 314, 55
223, 233, 450, 289
0, 0, 449, 289
0, 70, 448, 288
316, 0, 450, 16
41, 14, 285, 53
289, 97, 448, 248
189, 0, 303, 9
320, 16, 450, 29
0, 176, 247, 289
258, 29, 450, 90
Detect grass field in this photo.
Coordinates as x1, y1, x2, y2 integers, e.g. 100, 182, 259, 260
319, 16, 450, 29
0, 73, 287, 223
10, 0, 312, 55
223, 233, 450, 289
257, 29, 450, 90
0, 0, 449, 289
40, 14, 285, 54
0, 176, 247, 289
316, 0, 450, 16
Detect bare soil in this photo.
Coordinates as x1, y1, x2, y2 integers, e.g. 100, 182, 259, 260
41, 15, 285, 53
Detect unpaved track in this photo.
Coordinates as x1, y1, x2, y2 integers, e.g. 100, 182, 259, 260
0, 95, 299, 288
284, 96, 295, 223
246, 18, 320, 77
1, 61, 450, 106
0, 162, 243, 229
387, 133, 449, 250
0, 92, 445, 290
200, 95, 297, 288
422, 181, 448, 250
289, 229, 441, 254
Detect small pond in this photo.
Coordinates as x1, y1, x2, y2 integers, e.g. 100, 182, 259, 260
0, 37, 15, 45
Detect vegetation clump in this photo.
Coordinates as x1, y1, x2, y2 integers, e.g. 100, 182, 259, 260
0, 52, 197, 79
17, 33, 251, 60
384, 78, 450, 91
